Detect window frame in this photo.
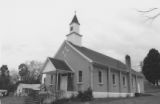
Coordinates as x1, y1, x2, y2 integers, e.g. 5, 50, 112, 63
51, 75, 53, 84
70, 26, 73, 31
112, 73, 116, 85
98, 70, 103, 84
122, 76, 126, 87
78, 70, 83, 83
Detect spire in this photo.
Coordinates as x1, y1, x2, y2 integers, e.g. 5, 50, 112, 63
67, 12, 82, 46
70, 12, 80, 25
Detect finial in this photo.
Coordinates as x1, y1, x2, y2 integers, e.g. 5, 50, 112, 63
74, 11, 76, 15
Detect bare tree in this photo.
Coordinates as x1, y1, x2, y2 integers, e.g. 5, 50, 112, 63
137, 8, 158, 13
137, 8, 160, 22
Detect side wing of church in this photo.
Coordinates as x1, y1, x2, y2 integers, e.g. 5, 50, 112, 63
41, 14, 144, 98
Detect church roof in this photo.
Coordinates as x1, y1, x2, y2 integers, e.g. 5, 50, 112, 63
69, 42, 127, 70
48, 57, 72, 71
70, 14, 80, 25
68, 41, 143, 76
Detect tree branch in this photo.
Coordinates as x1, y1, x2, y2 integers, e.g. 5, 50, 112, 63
137, 8, 158, 13
137, 8, 160, 22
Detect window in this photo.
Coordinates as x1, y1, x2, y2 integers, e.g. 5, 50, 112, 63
98, 71, 102, 83
112, 74, 116, 85
78, 71, 82, 82
132, 77, 135, 87
123, 76, 126, 86
51, 75, 53, 84
70, 27, 73, 31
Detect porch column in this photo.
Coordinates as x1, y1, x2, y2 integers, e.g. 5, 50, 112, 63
56, 71, 59, 90
72, 73, 75, 91
55, 71, 58, 100
135, 75, 138, 93
108, 67, 112, 92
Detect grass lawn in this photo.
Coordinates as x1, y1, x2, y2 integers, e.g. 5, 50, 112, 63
0, 96, 25, 104
1, 95, 160, 104
66, 95, 160, 104
0, 96, 127, 104
66, 97, 128, 104
106, 95, 160, 104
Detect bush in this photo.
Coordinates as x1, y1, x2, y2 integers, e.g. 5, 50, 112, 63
70, 94, 77, 101
51, 88, 93, 104
77, 91, 83, 100
135, 93, 141, 97
126, 94, 130, 98
52, 98, 69, 104
135, 92, 153, 97
8, 83, 17, 93
77, 87, 93, 102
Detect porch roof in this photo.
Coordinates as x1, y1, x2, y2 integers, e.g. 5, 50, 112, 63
47, 57, 72, 72
43, 69, 72, 74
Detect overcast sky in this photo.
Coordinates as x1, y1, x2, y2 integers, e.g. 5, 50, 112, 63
1, 0, 160, 71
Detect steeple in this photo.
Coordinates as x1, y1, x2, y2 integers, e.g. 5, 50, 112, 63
69, 12, 80, 33
66, 13, 82, 46
70, 13, 80, 25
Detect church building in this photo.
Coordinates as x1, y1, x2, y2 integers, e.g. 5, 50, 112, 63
41, 14, 144, 98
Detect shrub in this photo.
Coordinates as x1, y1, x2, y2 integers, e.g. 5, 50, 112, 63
52, 98, 69, 104
126, 94, 130, 98
77, 91, 83, 99
135, 92, 152, 97
135, 92, 141, 97
77, 87, 93, 102
52, 88, 93, 104
70, 93, 77, 101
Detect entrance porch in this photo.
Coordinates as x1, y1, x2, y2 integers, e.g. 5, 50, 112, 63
42, 69, 74, 99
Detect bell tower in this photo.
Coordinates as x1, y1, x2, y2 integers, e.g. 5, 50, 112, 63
66, 13, 82, 46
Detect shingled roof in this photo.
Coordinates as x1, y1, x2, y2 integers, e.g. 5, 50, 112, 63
68, 42, 127, 70
48, 57, 72, 71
